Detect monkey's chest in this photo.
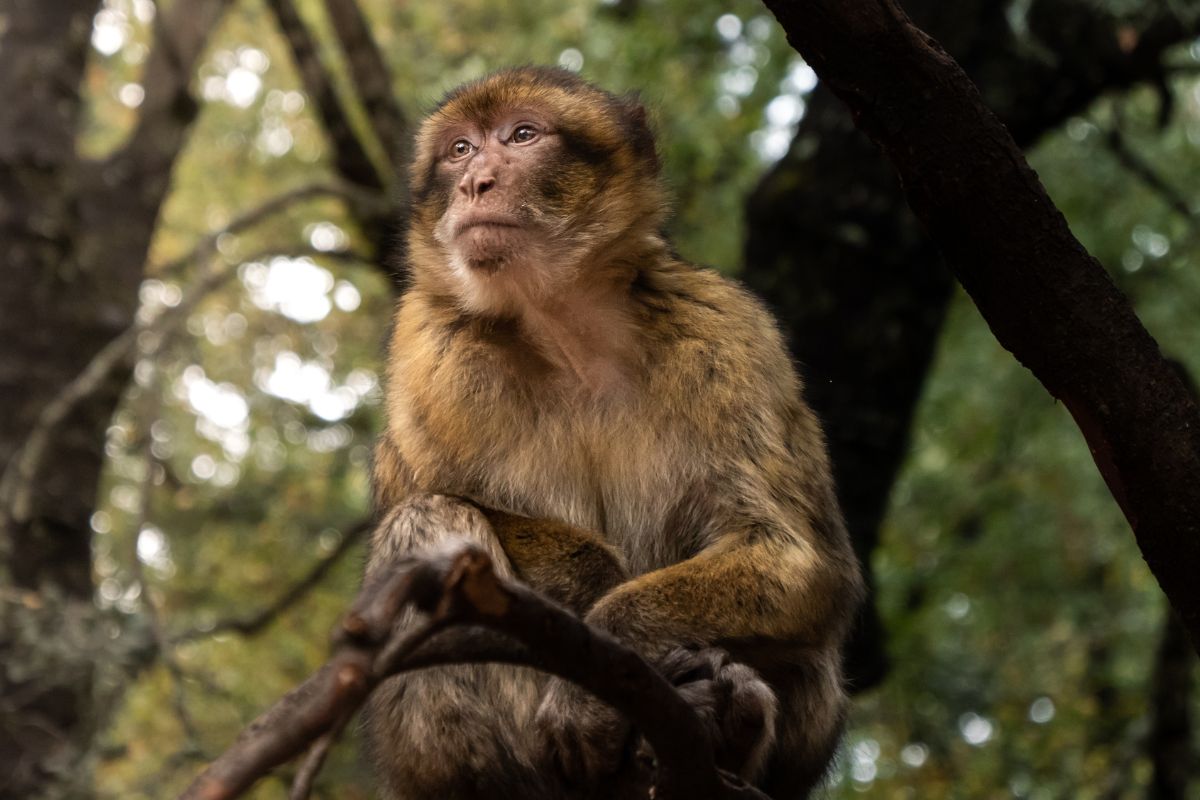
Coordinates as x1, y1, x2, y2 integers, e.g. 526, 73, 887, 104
400, 391, 697, 572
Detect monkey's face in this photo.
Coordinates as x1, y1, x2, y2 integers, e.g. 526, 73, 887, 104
430, 110, 562, 279
407, 68, 667, 316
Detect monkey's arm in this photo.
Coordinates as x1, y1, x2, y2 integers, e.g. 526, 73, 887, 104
536, 532, 829, 784
374, 437, 628, 614
537, 426, 862, 786
480, 507, 629, 614
585, 530, 857, 660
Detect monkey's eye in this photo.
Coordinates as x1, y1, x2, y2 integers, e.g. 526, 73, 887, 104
510, 125, 539, 144
449, 139, 475, 159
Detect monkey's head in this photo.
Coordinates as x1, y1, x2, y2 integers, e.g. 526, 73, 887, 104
406, 67, 668, 315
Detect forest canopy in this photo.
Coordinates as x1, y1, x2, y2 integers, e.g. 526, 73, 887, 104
1, 0, 1198, 798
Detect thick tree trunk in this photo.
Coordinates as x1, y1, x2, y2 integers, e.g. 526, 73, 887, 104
759, 0, 1200, 650
0, 5, 109, 795
745, 0, 1200, 687
0, 2, 230, 795
0, 0, 104, 594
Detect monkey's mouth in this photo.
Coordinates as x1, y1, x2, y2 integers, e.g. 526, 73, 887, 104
456, 215, 522, 236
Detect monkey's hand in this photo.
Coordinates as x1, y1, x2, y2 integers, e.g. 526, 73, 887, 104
535, 677, 632, 786
536, 647, 778, 787
654, 647, 779, 781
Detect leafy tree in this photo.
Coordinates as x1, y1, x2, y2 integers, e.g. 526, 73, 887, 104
1, 0, 1197, 798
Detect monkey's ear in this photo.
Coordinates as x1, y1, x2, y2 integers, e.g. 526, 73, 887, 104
619, 93, 660, 174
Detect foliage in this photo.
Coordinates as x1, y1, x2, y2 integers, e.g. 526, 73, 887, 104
62, 0, 1200, 797
835, 69, 1200, 797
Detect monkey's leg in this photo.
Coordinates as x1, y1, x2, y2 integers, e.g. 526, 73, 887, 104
365, 494, 553, 800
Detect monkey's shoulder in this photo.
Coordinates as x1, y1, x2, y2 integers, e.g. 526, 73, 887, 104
387, 291, 540, 386
634, 262, 801, 410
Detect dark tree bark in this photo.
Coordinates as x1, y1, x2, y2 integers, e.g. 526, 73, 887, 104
744, 0, 1200, 688
264, 0, 402, 281
1149, 610, 1193, 800
0, 1, 232, 795
1147, 361, 1199, 799
263, 0, 384, 193
320, 0, 411, 174
758, 0, 1200, 649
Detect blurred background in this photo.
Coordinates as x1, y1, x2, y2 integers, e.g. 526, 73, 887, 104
1, 0, 1198, 797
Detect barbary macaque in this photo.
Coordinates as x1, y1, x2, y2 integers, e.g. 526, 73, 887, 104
365, 66, 864, 800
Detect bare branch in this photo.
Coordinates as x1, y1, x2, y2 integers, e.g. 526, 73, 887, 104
287, 724, 341, 800
180, 546, 770, 800
154, 182, 388, 279
1102, 124, 1196, 225
320, 0, 411, 173
174, 520, 371, 642
264, 0, 386, 191
0, 174, 377, 530
128, 376, 206, 749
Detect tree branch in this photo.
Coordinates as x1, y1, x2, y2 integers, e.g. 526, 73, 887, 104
174, 520, 370, 642
759, 0, 1200, 650
1102, 124, 1196, 225
264, 0, 386, 192
128, 377, 207, 750
180, 545, 769, 800
0, 178, 376, 530
152, 181, 387, 278
743, 0, 1200, 692
112, 0, 233, 178
320, 0, 411, 173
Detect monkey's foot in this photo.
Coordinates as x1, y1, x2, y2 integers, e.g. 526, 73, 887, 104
535, 676, 632, 787
655, 646, 778, 781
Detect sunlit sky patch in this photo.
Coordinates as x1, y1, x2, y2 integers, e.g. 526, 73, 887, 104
1028, 696, 1055, 724
118, 82, 144, 108
89, 0, 153, 60
242, 256, 335, 323
710, 12, 821, 163
959, 712, 994, 746
558, 48, 583, 72
91, 9, 128, 56
749, 58, 820, 163
257, 351, 377, 422
201, 46, 270, 108
849, 737, 880, 784
715, 13, 743, 42
136, 524, 171, 571
899, 742, 928, 768
307, 221, 348, 252
183, 367, 249, 429
178, 365, 251, 461
257, 121, 294, 157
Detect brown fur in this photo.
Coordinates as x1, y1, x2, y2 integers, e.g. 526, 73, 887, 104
365, 67, 864, 800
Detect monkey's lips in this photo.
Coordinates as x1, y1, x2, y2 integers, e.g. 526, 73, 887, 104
455, 214, 523, 236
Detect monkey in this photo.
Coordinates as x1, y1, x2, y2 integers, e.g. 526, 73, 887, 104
363, 66, 865, 800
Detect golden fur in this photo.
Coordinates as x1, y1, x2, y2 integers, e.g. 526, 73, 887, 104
366, 67, 864, 800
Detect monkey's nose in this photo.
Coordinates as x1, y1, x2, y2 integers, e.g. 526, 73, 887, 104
459, 171, 497, 200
